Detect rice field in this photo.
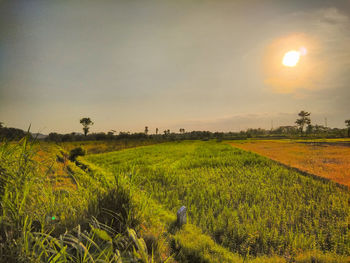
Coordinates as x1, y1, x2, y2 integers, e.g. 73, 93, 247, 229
230, 139, 350, 187
1, 139, 349, 262
86, 140, 350, 259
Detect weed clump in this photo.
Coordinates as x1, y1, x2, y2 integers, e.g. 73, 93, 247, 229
69, 146, 86, 161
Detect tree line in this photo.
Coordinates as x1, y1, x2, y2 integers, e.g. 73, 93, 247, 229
1, 113, 350, 141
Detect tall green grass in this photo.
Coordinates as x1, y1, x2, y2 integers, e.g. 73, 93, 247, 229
0, 136, 39, 259
86, 141, 350, 259
0, 138, 159, 262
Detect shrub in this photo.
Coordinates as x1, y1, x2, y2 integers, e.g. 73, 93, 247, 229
69, 147, 86, 161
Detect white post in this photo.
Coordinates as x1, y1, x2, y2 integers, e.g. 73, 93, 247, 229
177, 206, 187, 226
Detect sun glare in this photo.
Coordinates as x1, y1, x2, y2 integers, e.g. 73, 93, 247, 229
282, 50, 300, 67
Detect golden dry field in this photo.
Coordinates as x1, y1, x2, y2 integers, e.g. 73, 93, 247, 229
32, 143, 76, 191
230, 139, 350, 187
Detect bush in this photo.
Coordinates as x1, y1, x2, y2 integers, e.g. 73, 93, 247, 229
69, 147, 86, 161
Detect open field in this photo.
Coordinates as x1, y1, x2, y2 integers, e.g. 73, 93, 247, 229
230, 139, 350, 187
86, 140, 350, 261
1, 139, 350, 262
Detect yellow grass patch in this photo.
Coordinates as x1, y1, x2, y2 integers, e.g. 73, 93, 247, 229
230, 140, 350, 187
32, 143, 77, 190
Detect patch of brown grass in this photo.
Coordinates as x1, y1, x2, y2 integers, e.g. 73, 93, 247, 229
230, 140, 350, 187
32, 143, 77, 190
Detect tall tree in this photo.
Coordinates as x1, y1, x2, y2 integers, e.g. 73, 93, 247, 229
345, 119, 350, 137
295, 111, 311, 134
155, 128, 158, 135
80, 117, 94, 136
144, 126, 149, 135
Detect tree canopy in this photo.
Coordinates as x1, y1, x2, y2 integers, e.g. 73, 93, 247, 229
80, 117, 94, 136
295, 111, 311, 134
345, 119, 350, 137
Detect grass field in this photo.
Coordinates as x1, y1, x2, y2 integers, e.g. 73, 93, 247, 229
1, 139, 349, 262
85, 140, 350, 261
0, 138, 164, 262
59, 139, 159, 154
230, 139, 350, 187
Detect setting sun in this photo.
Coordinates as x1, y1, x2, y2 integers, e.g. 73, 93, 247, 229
282, 50, 300, 67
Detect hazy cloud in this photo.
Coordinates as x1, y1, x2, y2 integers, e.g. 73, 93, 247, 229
264, 8, 350, 95
0, 1, 349, 132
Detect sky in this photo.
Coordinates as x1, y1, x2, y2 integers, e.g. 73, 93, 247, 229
0, 0, 349, 134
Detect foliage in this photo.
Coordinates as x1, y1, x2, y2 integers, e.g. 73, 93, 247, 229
295, 111, 311, 134
0, 126, 30, 141
18, 219, 152, 263
69, 146, 86, 161
346, 119, 350, 137
80, 117, 94, 136
345, 120, 350, 128
293, 250, 349, 263
0, 138, 156, 262
43, 127, 348, 143
173, 224, 243, 263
